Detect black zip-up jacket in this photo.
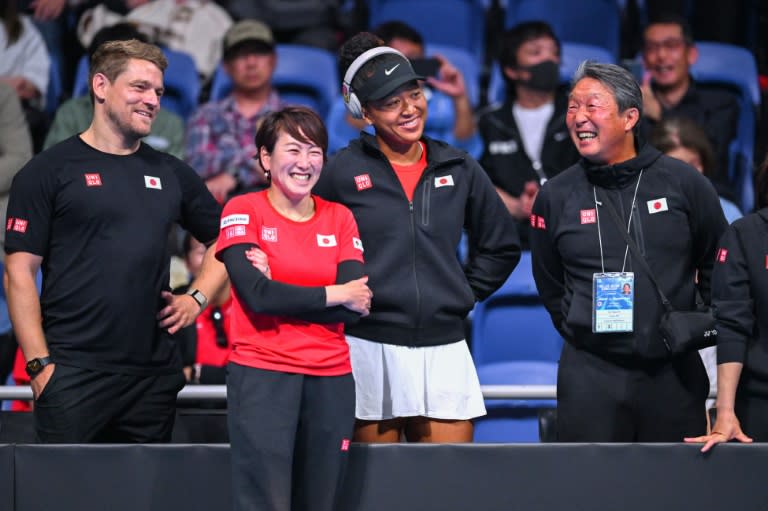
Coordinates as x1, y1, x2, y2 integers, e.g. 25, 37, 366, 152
315, 133, 521, 347
712, 209, 768, 397
530, 143, 727, 360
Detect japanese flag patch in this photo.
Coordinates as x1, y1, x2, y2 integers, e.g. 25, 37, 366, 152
647, 197, 668, 214
317, 234, 337, 247
144, 175, 162, 190
352, 237, 364, 252
435, 175, 454, 188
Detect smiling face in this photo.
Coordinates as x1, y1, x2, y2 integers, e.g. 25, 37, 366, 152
261, 129, 324, 203
642, 23, 697, 92
566, 77, 639, 165
93, 58, 164, 143
363, 82, 427, 151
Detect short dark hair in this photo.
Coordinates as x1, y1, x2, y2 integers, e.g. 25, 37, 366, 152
255, 106, 329, 171
644, 12, 695, 46
373, 21, 424, 48
649, 117, 716, 177
498, 21, 560, 69
338, 31, 387, 95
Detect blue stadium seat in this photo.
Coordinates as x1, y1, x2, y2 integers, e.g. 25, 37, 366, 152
505, 0, 621, 60
209, 44, 338, 119
325, 97, 373, 156
690, 42, 760, 213
368, 0, 487, 62
486, 42, 615, 105
471, 251, 563, 367
72, 48, 200, 122
45, 52, 63, 117
474, 360, 558, 443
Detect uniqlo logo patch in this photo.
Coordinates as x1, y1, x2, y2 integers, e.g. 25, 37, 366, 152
261, 226, 277, 242
84, 173, 102, 187
12, 219, 28, 233
317, 234, 337, 247
435, 175, 454, 188
530, 214, 538, 227
354, 174, 372, 191
537, 216, 546, 230
340, 438, 350, 451
144, 175, 162, 189
6, 217, 13, 231
717, 248, 728, 263
765, 255, 768, 269
225, 225, 246, 239
580, 209, 596, 224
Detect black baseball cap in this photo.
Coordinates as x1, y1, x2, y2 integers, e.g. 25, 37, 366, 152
354, 52, 425, 103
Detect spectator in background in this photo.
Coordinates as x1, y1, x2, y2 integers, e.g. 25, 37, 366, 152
686, 155, 768, 452
185, 19, 284, 203
0, 0, 51, 153
650, 116, 742, 222
373, 21, 476, 142
640, 12, 740, 193
0, 83, 31, 387
77, 0, 232, 82
530, 61, 726, 442
222, 0, 341, 51
0, 82, 32, 254
4, 39, 225, 442
175, 233, 232, 387
44, 22, 185, 158
478, 21, 579, 248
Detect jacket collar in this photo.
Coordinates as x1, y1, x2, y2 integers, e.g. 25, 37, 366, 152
582, 138, 663, 189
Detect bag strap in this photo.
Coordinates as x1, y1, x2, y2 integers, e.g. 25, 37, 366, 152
597, 190, 674, 312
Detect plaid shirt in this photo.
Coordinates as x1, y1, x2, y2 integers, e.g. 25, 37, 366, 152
184, 91, 283, 188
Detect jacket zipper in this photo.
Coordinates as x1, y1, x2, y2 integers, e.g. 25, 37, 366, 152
408, 200, 422, 332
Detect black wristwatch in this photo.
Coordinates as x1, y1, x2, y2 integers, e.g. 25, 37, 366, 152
186, 288, 208, 310
25, 356, 52, 379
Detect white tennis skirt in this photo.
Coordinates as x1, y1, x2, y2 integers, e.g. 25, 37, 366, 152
346, 335, 486, 421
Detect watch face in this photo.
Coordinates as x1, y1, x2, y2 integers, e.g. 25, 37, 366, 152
27, 359, 42, 373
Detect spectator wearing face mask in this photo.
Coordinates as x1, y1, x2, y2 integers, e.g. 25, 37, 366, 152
478, 21, 579, 248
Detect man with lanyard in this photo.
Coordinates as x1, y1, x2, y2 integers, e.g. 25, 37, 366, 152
530, 61, 726, 441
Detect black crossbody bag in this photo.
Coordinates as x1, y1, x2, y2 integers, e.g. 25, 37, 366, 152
600, 195, 717, 355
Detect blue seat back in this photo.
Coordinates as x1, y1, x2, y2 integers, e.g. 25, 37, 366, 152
505, 0, 621, 60
471, 251, 563, 367
368, 0, 486, 62
425, 43, 481, 108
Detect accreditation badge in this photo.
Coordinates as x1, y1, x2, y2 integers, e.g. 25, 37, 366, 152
592, 272, 634, 333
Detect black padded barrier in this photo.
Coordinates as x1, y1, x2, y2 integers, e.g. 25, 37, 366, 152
0, 445, 13, 511
5, 443, 768, 511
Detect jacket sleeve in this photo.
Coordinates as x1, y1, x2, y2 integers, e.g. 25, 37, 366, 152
685, 171, 729, 304
712, 223, 754, 365
222, 244, 363, 323
529, 183, 568, 338
463, 159, 521, 301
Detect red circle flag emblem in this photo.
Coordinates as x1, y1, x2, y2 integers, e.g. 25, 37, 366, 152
439, 178, 448, 185
653, 201, 662, 210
